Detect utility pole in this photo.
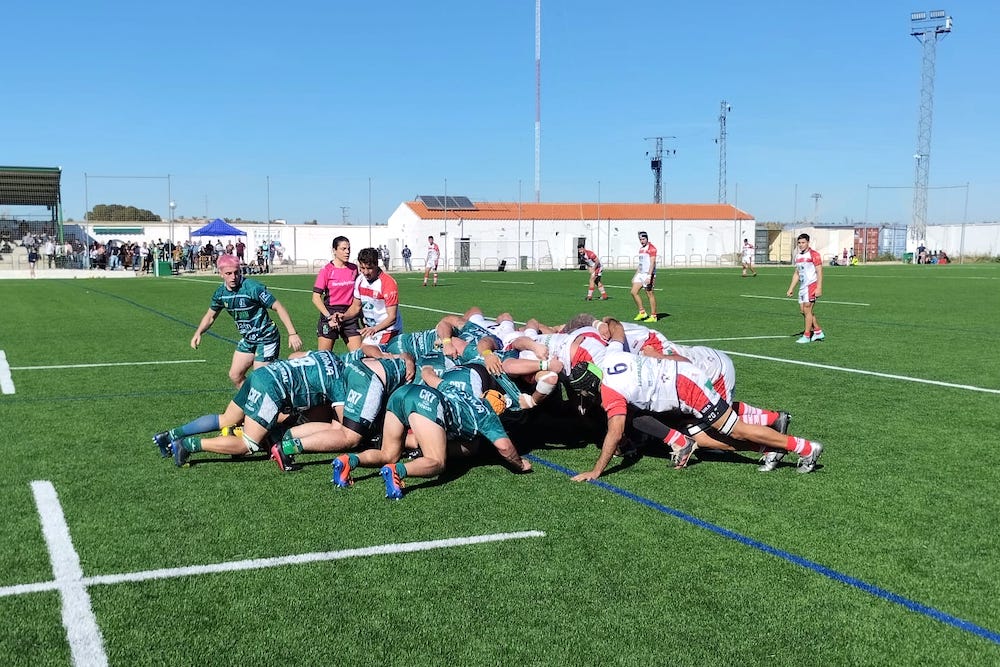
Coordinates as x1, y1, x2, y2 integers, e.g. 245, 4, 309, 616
644, 136, 676, 204
717, 101, 731, 203
909, 9, 952, 241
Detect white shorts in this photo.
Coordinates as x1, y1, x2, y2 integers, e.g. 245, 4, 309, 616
632, 271, 652, 287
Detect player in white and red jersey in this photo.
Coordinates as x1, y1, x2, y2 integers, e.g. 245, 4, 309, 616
787, 233, 825, 343
741, 238, 757, 277
567, 319, 823, 480
577, 242, 608, 301
631, 231, 658, 323
423, 235, 441, 287
341, 247, 402, 345
592, 317, 791, 440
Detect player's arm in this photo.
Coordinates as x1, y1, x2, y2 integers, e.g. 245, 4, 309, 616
814, 255, 824, 298
341, 297, 362, 322
362, 303, 398, 338
269, 299, 303, 351
787, 267, 800, 296
436, 315, 464, 357
311, 291, 337, 328
421, 365, 443, 388
491, 436, 532, 473
190, 308, 220, 349
571, 414, 625, 482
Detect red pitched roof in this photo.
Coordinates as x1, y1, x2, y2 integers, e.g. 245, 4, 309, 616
404, 201, 753, 221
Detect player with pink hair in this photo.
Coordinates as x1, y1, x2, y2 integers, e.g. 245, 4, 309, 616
189, 252, 302, 387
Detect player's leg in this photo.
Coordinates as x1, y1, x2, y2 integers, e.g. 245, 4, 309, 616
228, 349, 255, 388
645, 279, 658, 320
630, 278, 646, 319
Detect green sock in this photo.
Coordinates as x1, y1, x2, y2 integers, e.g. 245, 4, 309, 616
347, 453, 359, 468
395, 462, 408, 479
183, 437, 203, 453
281, 437, 304, 455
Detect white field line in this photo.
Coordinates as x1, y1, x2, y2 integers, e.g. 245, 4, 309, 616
30, 481, 108, 667
0, 350, 15, 394
723, 351, 1000, 395
740, 294, 870, 306
481, 279, 536, 285
11, 359, 207, 371
0, 530, 546, 598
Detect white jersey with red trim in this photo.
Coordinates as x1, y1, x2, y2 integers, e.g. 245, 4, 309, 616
795, 248, 822, 286
741, 241, 755, 262
532, 327, 607, 369
620, 322, 672, 355
580, 248, 601, 271
596, 342, 723, 420
664, 343, 736, 402
637, 242, 657, 273
426, 242, 441, 267
353, 271, 403, 334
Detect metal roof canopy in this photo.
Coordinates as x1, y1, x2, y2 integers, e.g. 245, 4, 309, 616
0, 166, 62, 212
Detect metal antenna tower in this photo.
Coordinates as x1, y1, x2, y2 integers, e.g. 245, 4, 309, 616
717, 101, 731, 203
810, 193, 823, 222
644, 136, 675, 203
909, 9, 952, 240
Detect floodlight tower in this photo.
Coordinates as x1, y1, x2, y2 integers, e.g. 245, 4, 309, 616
644, 136, 676, 203
717, 101, 731, 203
909, 9, 952, 241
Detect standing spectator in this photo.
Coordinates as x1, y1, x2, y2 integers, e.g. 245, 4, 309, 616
402, 244, 413, 271
225, 240, 235, 256
788, 233, 825, 343
312, 236, 361, 352
841, 248, 849, 267
140, 242, 151, 273
235, 238, 246, 263
28, 246, 40, 277
268, 241, 277, 268
423, 235, 440, 287
741, 238, 757, 277
108, 243, 121, 271
43, 238, 55, 269
630, 231, 658, 322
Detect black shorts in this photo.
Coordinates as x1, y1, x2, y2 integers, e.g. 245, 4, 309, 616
317, 304, 361, 341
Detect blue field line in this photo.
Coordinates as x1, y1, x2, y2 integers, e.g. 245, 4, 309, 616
73, 284, 239, 345
526, 453, 1000, 646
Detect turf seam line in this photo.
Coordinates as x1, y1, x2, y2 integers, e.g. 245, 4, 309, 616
525, 455, 1000, 647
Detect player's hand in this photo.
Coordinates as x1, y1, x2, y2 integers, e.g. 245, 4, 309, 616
288, 333, 303, 351
571, 470, 600, 482
483, 353, 503, 375
190, 334, 201, 349
786, 290, 794, 297
402, 353, 416, 382
443, 341, 457, 358
815, 289, 822, 298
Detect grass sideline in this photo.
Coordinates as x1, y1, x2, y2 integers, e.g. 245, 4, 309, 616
1, 262, 999, 665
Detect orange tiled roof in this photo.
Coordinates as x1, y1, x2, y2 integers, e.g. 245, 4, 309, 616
405, 200, 753, 221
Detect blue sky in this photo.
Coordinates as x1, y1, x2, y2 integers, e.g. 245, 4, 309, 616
5, 1, 996, 226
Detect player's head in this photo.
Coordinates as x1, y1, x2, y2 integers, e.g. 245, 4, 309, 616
216, 254, 242, 288
796, 233, 810, 250
569, 362, 603, 403
357, 247, 381, 281
638, 231, 649, 246
577, 242, 585, 250
743, 238, 748, 244
428, 235, 435, 243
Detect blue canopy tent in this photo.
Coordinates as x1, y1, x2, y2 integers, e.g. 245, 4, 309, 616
190, 218, 246, 237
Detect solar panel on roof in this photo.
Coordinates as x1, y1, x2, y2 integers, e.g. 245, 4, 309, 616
418, 195, 476, 211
